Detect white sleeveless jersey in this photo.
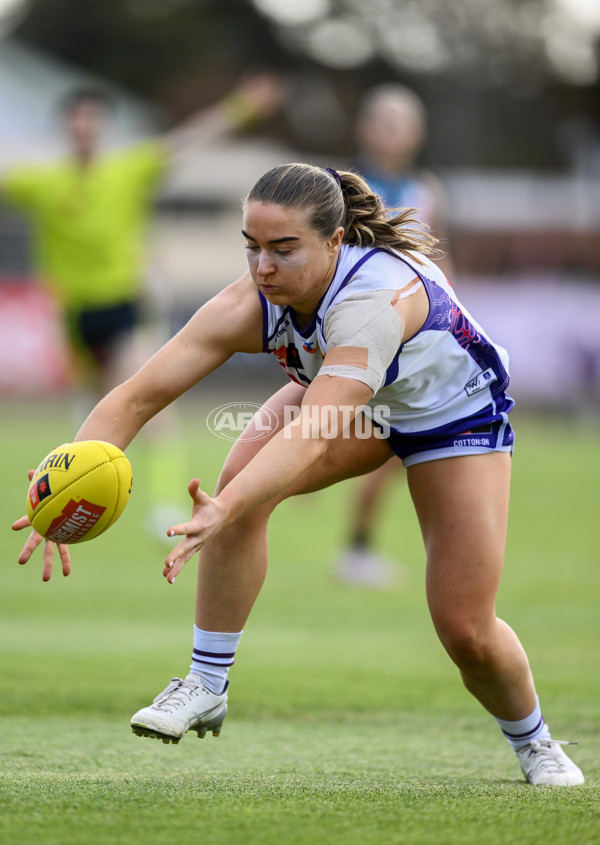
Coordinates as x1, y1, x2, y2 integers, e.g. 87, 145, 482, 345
259, 244, 513, 437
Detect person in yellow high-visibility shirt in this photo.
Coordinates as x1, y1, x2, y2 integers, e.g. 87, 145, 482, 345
1, 74, 285, 535
2, 75, 284, 392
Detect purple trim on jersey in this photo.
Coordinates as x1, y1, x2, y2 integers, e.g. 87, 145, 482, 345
383, 354, 400, 387
335, 248, 387, 296
391, 419, 514, 466
289, 304, 320, 340
387, 398, 515, 461
258, 291, 270, 352
419, 279, 509, 396
378, 250, 509, 397
263, 297, 320, 345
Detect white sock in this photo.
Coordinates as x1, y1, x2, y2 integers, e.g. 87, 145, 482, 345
187, 625, 243, 694
495, 697, 552, 749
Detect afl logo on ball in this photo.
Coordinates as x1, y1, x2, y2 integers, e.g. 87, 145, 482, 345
28, 473, 52, 511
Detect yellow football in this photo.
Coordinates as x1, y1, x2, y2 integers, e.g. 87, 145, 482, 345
26, 440, 132, 544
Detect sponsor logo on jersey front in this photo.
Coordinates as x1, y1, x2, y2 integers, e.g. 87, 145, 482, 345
275, 319, 291, 337
273, 342, 312, 385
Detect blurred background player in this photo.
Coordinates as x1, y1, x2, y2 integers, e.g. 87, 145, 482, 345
0, 72, 284, 536
332, 83, 454, 588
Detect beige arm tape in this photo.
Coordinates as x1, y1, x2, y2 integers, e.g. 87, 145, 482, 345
322, 346, 369, 369
318, 290, 404, 391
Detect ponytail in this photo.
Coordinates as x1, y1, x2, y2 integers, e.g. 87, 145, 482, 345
337, 170, 438, 258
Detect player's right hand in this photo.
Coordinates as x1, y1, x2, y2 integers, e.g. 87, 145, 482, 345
163, 477, 229, 584
11, 469, 71, 582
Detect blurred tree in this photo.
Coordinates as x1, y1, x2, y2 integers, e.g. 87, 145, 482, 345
9, 0, 600, 168
12, 0, 289, 109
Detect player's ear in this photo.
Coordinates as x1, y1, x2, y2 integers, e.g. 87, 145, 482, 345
328, 227, 344, 253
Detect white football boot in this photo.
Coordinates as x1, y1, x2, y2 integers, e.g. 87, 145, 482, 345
130, 677, 228, 744
333, 547, 399, 590
516, 740, 585, 785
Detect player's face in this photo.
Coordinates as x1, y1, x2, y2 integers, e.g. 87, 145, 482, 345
66, 101, 105, 157
242, 202, 343, 319
358, 98, 424, 164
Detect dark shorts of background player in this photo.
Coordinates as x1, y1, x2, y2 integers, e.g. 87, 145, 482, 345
387, 410, 515, 468
67, 300, 139, 368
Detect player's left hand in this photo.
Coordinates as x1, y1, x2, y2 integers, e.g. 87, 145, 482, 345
11, 470, 72, 581
163, 478, 229, 584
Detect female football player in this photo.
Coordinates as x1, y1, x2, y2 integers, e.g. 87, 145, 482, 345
13, 162, 583, 786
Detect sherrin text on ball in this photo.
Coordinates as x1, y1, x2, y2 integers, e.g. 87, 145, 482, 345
26, 440, 132, 543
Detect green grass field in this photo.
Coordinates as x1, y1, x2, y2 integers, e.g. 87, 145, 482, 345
1, 396, 599, 845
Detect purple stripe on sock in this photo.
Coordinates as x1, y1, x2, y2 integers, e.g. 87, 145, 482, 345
193, 648, 236, 659
501, 716, 545, 741
192, 648, 235, 667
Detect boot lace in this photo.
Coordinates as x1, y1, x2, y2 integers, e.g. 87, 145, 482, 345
520, 739, 577, 774
151, 678, 202, 713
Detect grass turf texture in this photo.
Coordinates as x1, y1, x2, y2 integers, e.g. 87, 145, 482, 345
1, 397, 599, 845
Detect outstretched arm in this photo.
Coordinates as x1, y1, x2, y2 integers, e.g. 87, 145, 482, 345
163, 71, 285, 158
73, 273, 263, 448
218, 375, 374, 519
162, 285, 409, 581
163, 373, 375, 581
12, 274, 264, 577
